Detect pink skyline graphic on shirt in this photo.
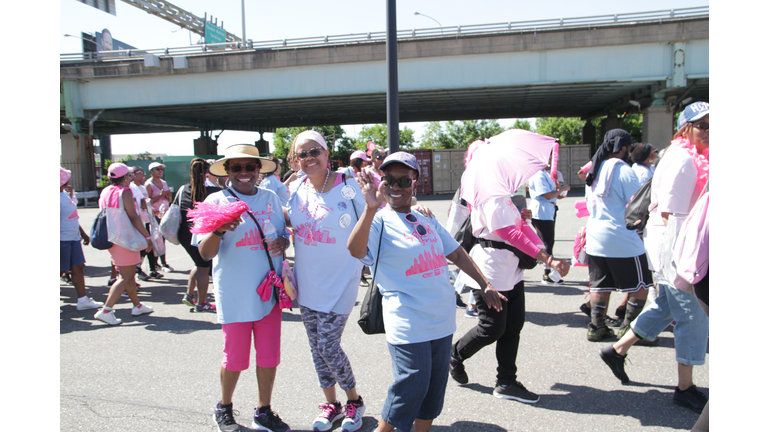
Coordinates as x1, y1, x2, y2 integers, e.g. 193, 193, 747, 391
295, 222, 336, 245
235, 228, 266, 250
405, 244, 448, 277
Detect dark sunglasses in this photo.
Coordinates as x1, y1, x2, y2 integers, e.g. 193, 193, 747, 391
229, 164, 259, 173
297, 147, 324, 160
690, 122, 709, 131
382, 175, 414, 189
374, 155, 386, 160
404, 212, 427, 236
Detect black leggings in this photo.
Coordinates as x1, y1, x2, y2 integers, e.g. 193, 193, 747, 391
531, 219, 555, 274
451, 281, 525, 386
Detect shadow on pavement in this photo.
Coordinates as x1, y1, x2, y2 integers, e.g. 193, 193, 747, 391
60, 311, 220, 334
545, 382, 703, 429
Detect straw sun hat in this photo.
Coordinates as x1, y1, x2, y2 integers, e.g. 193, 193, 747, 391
209, 144, 277, 176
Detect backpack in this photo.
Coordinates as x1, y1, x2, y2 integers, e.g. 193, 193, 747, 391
90, 207, 113, 250
454, 214, 537, 270
625, 177, 654, 230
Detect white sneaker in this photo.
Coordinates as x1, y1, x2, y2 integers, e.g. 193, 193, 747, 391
76, 297, 104, 310
131, 303, 154, 316
341, 398, 365, 432
161, 265, 174, 272
94, 309, 122, 325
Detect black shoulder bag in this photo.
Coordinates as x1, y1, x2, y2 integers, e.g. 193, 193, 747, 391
625, 177, 655, 231
357, 224, 385, 335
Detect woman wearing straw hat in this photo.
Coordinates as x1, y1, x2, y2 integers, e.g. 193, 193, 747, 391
60, 167, 103, 313
93, 163, 154, 325
196, 144, 291, 432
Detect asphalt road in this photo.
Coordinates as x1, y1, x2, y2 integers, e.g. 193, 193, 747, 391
59, 192, 707, 431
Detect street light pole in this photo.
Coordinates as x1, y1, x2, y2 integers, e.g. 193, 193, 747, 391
414, 11, 443, 32
241, 0, 246, 43
386, 0, 399, 153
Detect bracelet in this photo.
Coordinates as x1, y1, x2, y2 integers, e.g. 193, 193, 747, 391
145, 236, 151, 240
212, 230, 225, 236
546, 255, 553, 266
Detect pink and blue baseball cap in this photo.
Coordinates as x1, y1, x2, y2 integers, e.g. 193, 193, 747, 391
677, 101, 709, 129
379, 151, 421, 176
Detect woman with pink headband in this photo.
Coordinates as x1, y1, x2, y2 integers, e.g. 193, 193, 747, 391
283, 130, 368, 432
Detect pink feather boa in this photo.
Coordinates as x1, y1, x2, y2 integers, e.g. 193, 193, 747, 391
186, 201, 250, 234
670, 136, 709, 193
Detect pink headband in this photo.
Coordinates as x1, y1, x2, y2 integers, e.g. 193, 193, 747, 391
60, 167, 72, 186
294, 130, 328, 151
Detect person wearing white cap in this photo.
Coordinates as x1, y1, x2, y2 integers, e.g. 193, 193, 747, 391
283, 130, 367, 432
195, 144, 291, 432
599, 101, 709, 414
60, 167, 103, 313
93, 163, 154, 325
144, 161, 174, 275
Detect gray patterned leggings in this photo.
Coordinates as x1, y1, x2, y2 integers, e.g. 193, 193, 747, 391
300, 306, 357, 390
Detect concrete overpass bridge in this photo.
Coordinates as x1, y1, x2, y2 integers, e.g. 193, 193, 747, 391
60, 6, 708, 144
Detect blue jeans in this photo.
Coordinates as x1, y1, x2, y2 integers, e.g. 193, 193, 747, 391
382, 335, 452, 431
631, 283, 709, 365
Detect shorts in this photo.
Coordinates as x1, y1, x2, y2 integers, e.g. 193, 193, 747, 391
108, 244, 141, 268
60, 240, 86, 271
178, 226, 212, 268
630, 283, 709, 365
221, 303, 282, 371
588, 254, 653, 293
382, 335, 452, 431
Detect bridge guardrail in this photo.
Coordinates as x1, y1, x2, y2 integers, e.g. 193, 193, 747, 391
60, 6, 708, 64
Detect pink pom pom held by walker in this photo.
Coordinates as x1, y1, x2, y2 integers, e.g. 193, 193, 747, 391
187, 201, 251, 234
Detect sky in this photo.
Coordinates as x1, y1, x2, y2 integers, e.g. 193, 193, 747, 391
59, 0, 709, 156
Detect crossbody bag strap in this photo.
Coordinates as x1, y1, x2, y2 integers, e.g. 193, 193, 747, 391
225, 188, 275, 271
371, 221, 384, 289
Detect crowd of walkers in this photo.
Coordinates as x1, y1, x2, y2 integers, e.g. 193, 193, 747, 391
60, 102, 709, 432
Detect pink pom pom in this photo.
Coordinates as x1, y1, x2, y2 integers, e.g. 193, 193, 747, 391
187, 201, 251, 234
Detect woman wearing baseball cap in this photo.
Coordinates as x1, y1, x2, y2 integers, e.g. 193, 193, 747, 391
93, 163, 154, 325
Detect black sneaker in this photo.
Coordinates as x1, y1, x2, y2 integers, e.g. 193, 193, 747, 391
213, 402, 241, 432
605, 316, 622, 328
493, 381, 540, 403
579, 303, 591, 317
137, 269, 150, 281
599, 346, 630, 384
587, 323, 615, 342
455, 293, 467, 309
359, 276, 369, 288
673, 385, 708, 413
449, 358, 469, 384
252, 406, 291, 432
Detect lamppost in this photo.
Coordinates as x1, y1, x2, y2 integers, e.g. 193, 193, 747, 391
413, 11, 443, 33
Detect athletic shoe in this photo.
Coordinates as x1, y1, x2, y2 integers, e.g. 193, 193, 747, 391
61, 274, 72, 284
599, 346, 630, 384
465, 307, 479, 318
213, 402, 241, 432
252, 406, 290, 432
455, 292, 467, 309
182, 294, 196, 307
673, 385, 708, 414
194, 302, 217, 313
149, 271, 164, 279
359, 276, 369, 288
579, 303, 591, 317
137, 270, 150, 281
312, 401, 343, 431
76, 297, 104, 311
493, 381, 539, 403
94, 309, 122, 325
449, 358, 469, 385
587, 323, 615, 342
161, 265, 174, 272
131, 303, 154, 316
107, 278, 117, 286
341, 397, 365, 432
605, 316, 622, 327
615, 306, 626, 322
617, 325, 632, 339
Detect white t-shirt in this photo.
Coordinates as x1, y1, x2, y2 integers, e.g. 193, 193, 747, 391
129, 183, 150, 224
287, 175, 366, 315
631, 164, 654, 185
461, 196, 525, 291
361, 208, 460, 345
644, 146, 700, 281
60, 192, 81, 241
193, 188, 287, 324
259, 175, 290, 207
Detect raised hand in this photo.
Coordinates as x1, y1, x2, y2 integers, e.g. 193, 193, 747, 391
357, 168, 385, 209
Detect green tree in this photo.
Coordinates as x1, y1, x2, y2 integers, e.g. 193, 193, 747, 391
355, 124, 416, 150
444, 120, 505, 148
622, 114, 643, 143
512, 119, 532, 131
418, 122, 451, 149
534, 117, 584, 145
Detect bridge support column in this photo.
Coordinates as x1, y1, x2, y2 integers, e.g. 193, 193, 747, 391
642, 106, 673, 149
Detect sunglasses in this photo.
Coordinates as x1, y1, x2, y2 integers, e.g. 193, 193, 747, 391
229, 164, 259, 173
690, 122, 709, 131
404, 212, 427, 236
297, 147, 324, 160
382, 175, 414, 189
374, 155, 386, 160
